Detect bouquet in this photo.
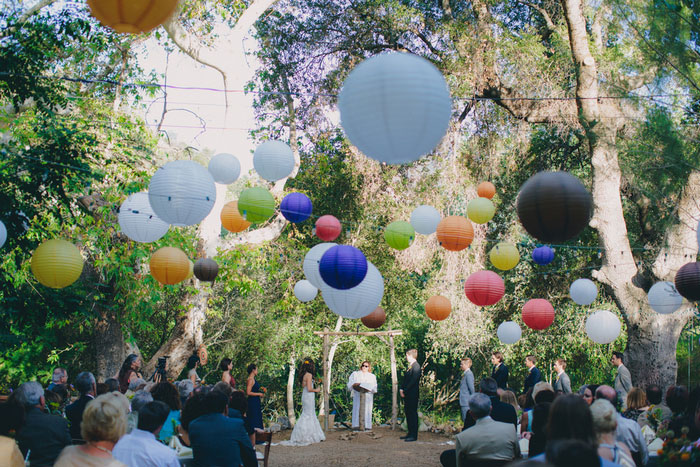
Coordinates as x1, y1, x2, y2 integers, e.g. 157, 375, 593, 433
656, 427, 700, 466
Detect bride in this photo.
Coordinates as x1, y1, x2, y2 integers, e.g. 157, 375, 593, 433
281, 358, 326, 446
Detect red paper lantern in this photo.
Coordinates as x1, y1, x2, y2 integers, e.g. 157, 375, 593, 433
316, 215, 341, 241
361, 307, 386, 328
425, 295, 451, 321
464, 271, 505, 306
522, 299, 555, 330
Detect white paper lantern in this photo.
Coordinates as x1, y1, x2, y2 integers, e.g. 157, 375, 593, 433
303, 242, 337, 288
148, 160, 216, 227
585, 310, 622, 344
321, 262, 384, 319
253, 140, 295, 182
648, 281, 683, 314
337, 53, 452, 165
570, 278, 598, 305
410, 205, 441, 235
294, 279, 318, 302
118, 192, 170, 243
0, 220, 6, 249
208, 153, 241, 184
497, 321, 522, 344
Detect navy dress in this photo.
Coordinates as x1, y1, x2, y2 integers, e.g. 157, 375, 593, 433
248, 379, 264, 431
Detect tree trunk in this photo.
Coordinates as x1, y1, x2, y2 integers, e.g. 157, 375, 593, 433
94, 309, 128, 381
319, 317, 343, 417
287, 353, 296, 427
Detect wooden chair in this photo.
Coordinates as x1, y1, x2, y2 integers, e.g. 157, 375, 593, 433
256, 431, 272, 467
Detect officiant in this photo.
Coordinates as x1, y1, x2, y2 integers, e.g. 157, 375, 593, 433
346, 361, 378, 430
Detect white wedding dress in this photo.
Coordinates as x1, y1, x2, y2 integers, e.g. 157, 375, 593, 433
281, 387, 326, 446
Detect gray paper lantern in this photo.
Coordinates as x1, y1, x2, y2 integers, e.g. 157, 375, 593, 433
294, 280, 318, 302
410, 205, 441, 235
570, 278, 598, 306
585, 310, 621, 344
0, 220, 6, 249
303, 242, 337, 288
648, 281, 683, 314
497, 321, 522, 345
321, 262, 384, 319
118, 192, 170, 243
208, 153, 241, 184
194, 258, 219, 282
253, 140, 295, 182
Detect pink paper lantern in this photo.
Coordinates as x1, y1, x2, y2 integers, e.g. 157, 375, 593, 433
316, 215, 341, 241
464, 271, 505, 306
522, 299, 555, 330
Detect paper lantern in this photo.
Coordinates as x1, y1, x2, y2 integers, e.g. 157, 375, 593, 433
384, 221, 415, 250
148, 160, 216, 227
220, 201, 251, 233
464, 270, 505, 306
516, 171, 592, 242
585, 310, 621, 344
522, 299, 555, 330
337, 53, 452, 164
237, 187, 275, 223
208, 153, 241, 184
194, 258, 219, 282
280, 193, 312, 223
497, 321, 521, 345
315, 215, 341, 241
477, 182, 496, 200
294, 280, 318, 302
489, 242, 520, 271
648, 281, 683, 314
185, 260, 194, 280
0, 220, 7, 249
303, 243, 337, 288
319, 245, 368, 290
253, 140, 295, 182
118, 192, 170, 243
31, 239, 83, 289
149, 247, 189, 285
570, 278, 598, 305
410, 205, 441, 235
467, 198, 496, 224
87, 0, 180, 34
321, 262, 384, 319
532, 246, 555, 265
675, 262, 700, 301
425, 295, 451, 321
361, 307, 386, 328
436, 216, 474, 251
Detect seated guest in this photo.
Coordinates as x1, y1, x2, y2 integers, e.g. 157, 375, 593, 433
104, 378, 120, 393
48, 367, 68, 391
637, 384, 671, 429
621, 388, 647, 422
595, 385, 648, 466
214, 381, 234, 400
96, 382, 110, 396
229, 390, 256, 443
188, 390, 257, 467
113, 401, 180, 467
55, 393, 128, 466
0, 400, 25, 467
528, 401, 553, 458
66, 371, 97, 440
590, 399, 635, 467
501, 390, 520, 414
127, 390, 154, 434
150, 382, 182, 443
544, 440, 601, 467
125, 377, 147, 398
177, 379, 195, 407
463, 377, 517, 430
15, 381, 71, 466
44, 389, 64, 415
179, 391, 209, 447
668, 387, 700, 441
582, 384, 600, 406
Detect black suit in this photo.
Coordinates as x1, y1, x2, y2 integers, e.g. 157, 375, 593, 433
17, 407, 71, 467
65, 394, 93, 440
491, 363, 509, 390
401, 361, 421, 438
523, 366, 542, 395
462, 396, 517, 431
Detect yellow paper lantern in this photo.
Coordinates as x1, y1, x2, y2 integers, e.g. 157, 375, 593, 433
221, 201, 251, 233
185, 260, 194, 280
87, 0, 181, 34
489, 242, 520, 271
467, 197, 496, 224
150, 247, 189, 285
31, 239, 84, 289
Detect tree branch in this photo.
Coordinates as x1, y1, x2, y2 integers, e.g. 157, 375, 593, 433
0, 0, 58, 38
515, 0, 556, 33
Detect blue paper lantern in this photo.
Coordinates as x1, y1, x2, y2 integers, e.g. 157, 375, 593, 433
532, 246, 555, 265
319, 245, 368, 290
280, 192, 313, 223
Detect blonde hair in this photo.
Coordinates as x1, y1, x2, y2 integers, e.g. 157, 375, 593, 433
625, 387, 647, 411
406, 349, 418, 359
80, 392, 128, 443
590, 399, 617, 434
500, 390, 520, 412
532, 381, 554, 400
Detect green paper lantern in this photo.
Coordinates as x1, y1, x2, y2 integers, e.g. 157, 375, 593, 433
384, 221, 415, 250
467, 197, 496, 224
237, 187, 275, 223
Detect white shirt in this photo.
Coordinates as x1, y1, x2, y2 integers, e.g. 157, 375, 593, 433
113, 428, 180, 467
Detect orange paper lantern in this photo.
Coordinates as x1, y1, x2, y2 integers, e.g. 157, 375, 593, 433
221, 201, 251, 233
436, 216, 473, 251
150, 247, 189, 285
425, 295, 451, 321
477, 181, 496, 199
87, 0, 180, 34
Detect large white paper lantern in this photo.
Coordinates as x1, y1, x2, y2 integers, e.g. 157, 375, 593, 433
337, 53, 452, 165
303, 242, 337, 288
253, 140, 295, 182
0, 220, 6, 249
118, 192, 170, 243
294, 279, 318, 302
148, 160, 216, 227
570, 278, 598, 305
321, 262, 384, 319
208, 153, 241, 184
648, 281, 683, 314
585, 310, 621, 344
497, 321, 522, 344
410, 205, 441, 235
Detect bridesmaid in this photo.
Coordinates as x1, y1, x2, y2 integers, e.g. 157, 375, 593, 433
220, 358, 235, 389
246, 363, 265, 432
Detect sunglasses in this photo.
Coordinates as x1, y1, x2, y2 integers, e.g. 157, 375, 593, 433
362, 365, 369, 368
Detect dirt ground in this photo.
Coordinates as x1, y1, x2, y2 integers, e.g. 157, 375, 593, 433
266, 426, 453, 466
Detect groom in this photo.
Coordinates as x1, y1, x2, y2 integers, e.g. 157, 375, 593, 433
400, 348, 421, 442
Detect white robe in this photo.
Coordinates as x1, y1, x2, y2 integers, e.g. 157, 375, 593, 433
347, 370, 377, 429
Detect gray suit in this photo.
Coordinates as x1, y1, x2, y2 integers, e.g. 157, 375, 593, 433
554, 371, 572, 394
459, 369, 475, 421
455, 416, 520, 467
614, 364, 633, 407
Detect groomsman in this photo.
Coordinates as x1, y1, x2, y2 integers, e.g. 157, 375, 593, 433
491, 351, 508, 390
612, 351, 632, 409
523, 355, 541, 395
553, 358, 572, 394
458, 358, 475, 422
400, 349, 421, 442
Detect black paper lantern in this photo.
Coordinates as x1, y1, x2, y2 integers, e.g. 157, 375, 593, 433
675, 262, 700, 301
194, 258, 219, 282
516, 171, 592, 243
